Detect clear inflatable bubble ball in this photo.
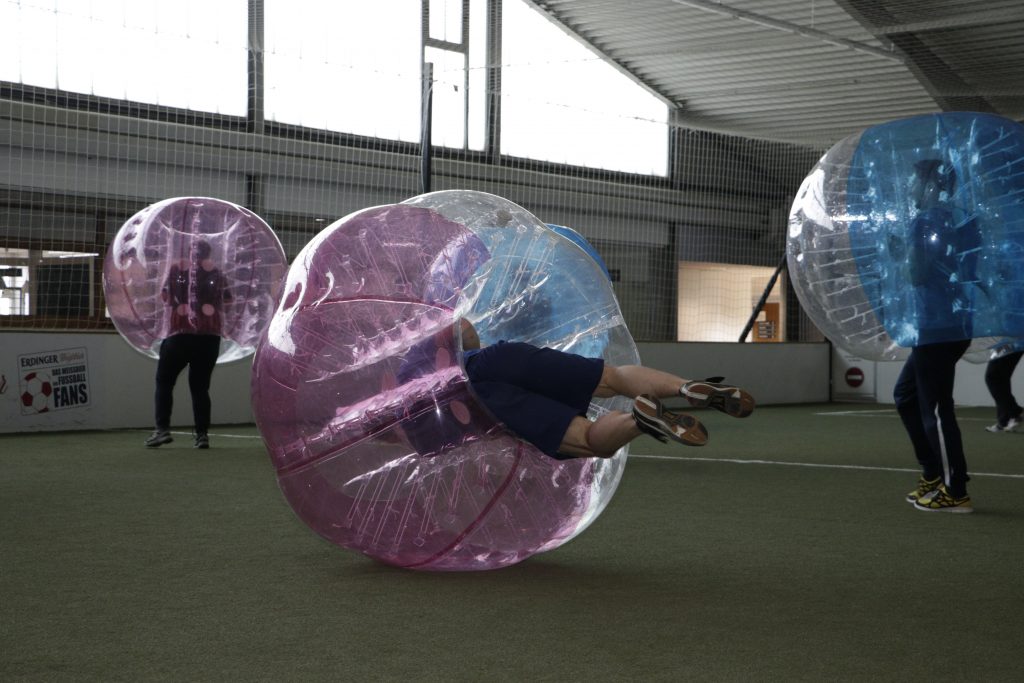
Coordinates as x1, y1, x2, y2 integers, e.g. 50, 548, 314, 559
252, 191, 638, 571
788, 112, 1024, 361
103, 197, 288, 363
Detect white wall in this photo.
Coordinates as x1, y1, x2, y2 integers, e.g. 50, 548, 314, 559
832, 347, 1009, 409
1, 332, 254, 433
9, 330, 1005, 435
1, 332, 832, 433
639, 341, 830, 405
875, 357, 1006, 408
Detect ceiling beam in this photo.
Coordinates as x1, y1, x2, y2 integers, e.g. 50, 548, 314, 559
833, 0, 998, 113
668, 0, 904, 64
877, 7, 1024, 35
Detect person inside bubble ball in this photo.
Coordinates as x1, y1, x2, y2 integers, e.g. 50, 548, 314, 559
896, 159, 981, 513
145, 240, 232, 450
406, 319, 756, 458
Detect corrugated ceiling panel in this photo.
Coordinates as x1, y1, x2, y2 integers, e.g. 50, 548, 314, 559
527, 0, 1024, 146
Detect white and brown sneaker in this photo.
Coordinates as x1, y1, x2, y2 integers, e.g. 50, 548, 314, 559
680, 377, 755, 418
633, 394, 708, 447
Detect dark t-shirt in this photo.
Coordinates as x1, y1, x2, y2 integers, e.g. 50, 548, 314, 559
163, 264, 230, 335
907, 207, 979, 345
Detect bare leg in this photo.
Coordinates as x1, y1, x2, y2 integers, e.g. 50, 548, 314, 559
558, 413, 640, 458
594, 364, 688, 399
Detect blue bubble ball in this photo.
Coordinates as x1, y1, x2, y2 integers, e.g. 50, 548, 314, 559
788, 112, 1024, 360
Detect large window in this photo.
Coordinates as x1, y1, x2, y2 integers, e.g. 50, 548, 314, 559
1, 1, 716, 337
264, 0, 488, 151
264, 0, 422, 141
501, 0, 669, 175
0, 0, 248, 115
424, 0, 489, 151
1, 0, 670, 170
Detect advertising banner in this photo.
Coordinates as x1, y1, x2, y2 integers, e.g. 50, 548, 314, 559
17, 347, 91, 415
2, 343, 94, 431
2, 332, 254, 433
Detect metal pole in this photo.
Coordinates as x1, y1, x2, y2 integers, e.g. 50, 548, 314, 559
738, 251, 788, 342
247, 0, 265, 135
421, 62, 434, 194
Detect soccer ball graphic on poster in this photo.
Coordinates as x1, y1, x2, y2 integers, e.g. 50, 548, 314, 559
20, 371, 53, 414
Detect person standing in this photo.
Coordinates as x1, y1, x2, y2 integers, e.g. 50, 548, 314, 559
145, 240, 230, 449
896, 159, 979, 513
985, 348, 1024, 432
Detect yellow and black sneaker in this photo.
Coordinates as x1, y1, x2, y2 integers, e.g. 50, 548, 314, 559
905, 475, 942, 503
913, 484, 973, 513
680, 377, 755, 418
633, 394, 708, 447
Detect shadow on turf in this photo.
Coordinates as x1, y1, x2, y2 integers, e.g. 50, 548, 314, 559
324, 553, 670, 586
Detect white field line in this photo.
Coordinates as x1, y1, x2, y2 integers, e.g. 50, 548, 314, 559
143, 430, 263, 439
629, 453, 1024, 480
139, 428, 1023, 480
815, 408, 992, 422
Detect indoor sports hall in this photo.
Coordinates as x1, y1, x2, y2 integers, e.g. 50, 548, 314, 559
3, 2, 1023, 680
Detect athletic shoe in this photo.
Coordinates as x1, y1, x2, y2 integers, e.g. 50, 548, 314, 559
145, 430, 173, 448
913, 484, 973, 513
633, 394, 708, 447
680, 377, 755, 418
986, 417, 1020, 433
905, 475, 942, 503
194, 432, 210, 449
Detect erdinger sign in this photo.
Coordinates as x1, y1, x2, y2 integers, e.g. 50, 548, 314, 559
18, 348, 90, 415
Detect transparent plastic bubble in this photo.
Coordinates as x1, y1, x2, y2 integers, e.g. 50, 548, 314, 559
546, 223, 612, 280
252, 191, 637, 571
963, 337, 1024, 364
103, 197, 288, 363
788, 112, 1024, 360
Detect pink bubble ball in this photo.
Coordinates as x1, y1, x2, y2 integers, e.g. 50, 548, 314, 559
252, 197, 634, 571
103, 197, 288, 363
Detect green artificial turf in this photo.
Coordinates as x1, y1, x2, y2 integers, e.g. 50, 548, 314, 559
2, 404, 1023, 682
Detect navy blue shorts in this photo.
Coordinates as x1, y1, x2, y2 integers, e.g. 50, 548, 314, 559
463, 342, 604, 459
